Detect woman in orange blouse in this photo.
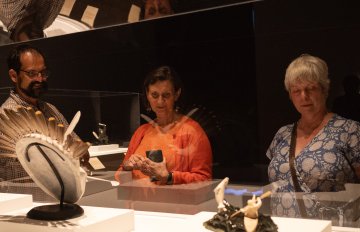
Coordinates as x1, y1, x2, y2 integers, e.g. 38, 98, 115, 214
115, 66, 212, 184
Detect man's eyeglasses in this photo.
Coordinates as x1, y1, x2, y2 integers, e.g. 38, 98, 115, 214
19, 69, 50, 79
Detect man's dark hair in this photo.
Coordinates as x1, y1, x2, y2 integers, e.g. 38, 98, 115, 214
7, 44, 46, 72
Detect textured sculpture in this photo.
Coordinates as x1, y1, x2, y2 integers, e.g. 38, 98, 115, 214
204, 177, 278, 232
0, 106, 89, 220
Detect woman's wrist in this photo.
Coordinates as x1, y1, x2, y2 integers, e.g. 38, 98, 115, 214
158, 171, 172, 184
166, 172, 173, 185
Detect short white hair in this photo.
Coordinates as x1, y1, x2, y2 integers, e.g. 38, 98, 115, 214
284, 54, 330, 96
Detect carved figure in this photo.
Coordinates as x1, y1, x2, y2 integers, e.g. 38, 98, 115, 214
214, 177, 229, 211
92, 123, 109, 145
204, 178, 278, 232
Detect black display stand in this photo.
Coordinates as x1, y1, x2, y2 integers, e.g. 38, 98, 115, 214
27, 204, 84, 220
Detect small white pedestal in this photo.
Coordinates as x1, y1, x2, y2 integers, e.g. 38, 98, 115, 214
117, 179, 220, 214
0, 205, 134, 232
87, 144, 127, 171
88, 144, 127, 157
0, 193, 33, 214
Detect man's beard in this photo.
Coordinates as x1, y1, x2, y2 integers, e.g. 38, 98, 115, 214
20, 81, 48, 98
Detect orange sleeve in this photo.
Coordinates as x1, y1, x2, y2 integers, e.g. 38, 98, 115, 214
172, 120, 213, 184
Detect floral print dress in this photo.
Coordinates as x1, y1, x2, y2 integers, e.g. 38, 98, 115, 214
266, 114, 360, 221
267, 114, 360, 192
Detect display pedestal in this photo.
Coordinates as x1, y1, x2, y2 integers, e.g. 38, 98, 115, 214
0, 193, 33, 214
88, 144, 127, 157
0, 204, 134, 232
117, 178, 220, 214
88, 145, 127, 171
118, 197, 217, 215
118, 178, 220, 204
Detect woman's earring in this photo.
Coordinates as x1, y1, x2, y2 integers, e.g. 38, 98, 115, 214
146, 106, 152, 112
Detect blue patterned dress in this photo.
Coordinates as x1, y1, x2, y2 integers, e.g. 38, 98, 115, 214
266, 115, 360, 222
267, 114, 360, 193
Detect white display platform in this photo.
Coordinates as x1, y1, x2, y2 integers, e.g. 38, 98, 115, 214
88, 144, 128, 157
118, 178, 219, 204
0, 204, 134, 232
0, 200, 358, 232
184, 211, 332, 232
0, 193, 33, 214
332, 227, 360, 232
116, 178, 220, 214
118, 197, 217, 215
134, 211, 190, 232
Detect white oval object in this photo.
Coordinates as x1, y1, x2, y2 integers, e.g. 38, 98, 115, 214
16, 137, 86, 203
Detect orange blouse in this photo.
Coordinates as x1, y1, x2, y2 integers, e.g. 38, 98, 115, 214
115, 116, 212, 184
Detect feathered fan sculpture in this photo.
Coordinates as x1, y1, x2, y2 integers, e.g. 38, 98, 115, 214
0, 106, 90, 220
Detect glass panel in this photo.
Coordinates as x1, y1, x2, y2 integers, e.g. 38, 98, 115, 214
0, 0, 261, 45
0, 2, 359, 230
0, 87, 140, 204
0, 87, 140, 145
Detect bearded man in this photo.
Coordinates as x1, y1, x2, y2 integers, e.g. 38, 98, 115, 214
0, 44, 88, 182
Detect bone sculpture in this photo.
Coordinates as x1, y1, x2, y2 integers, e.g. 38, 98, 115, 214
204, 177, 278, 232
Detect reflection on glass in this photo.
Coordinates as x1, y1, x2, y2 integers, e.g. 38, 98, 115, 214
0, 87, 140, 145
143, 0, 174, 20
0, 0, 65, 42
268, 181, 360, 227
0, 0, 255, 45
0, 87, 140, 200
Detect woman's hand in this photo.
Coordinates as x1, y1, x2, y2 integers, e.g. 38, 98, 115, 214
122, 154, 146, 171
142, 157, 169, 184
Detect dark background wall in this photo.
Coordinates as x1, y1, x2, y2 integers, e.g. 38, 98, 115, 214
1, 0, 360, 184
254, 0, 360, 164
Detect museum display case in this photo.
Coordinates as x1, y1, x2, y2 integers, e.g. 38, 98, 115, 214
0, 91, 359, 231
1, 88, 358, 231
1, 0, 360, 231
0, 0, 259, 45
0, 88, 139, 200
1, 172, 359, 231
0, 87, 140, 145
